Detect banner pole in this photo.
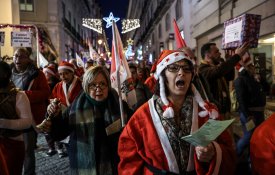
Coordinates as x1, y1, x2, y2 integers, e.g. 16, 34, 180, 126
112, 20, 126, 127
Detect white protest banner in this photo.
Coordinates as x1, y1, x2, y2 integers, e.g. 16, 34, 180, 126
11, 31, 32, 47
0, 32, 4, 46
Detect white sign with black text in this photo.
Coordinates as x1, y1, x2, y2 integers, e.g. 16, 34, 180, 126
224, 20, 243, 44
11, 31, 32, 47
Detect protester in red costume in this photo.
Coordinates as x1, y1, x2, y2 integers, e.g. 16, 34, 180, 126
250, 113, 275, 175
118, 50, 236, 175
11, 47, 50, 175
43, 63, 60, 91
69, 59, 84, 79
51, 61, 82, 106
45, 61, 82, 157
144, 61, 158, 94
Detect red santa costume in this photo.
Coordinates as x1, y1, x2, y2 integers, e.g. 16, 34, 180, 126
144, 61, 158, 93
51, 61, 82, 106
250, 113, 275, 175
118, 50, 236, 175
144, 76, 157, 94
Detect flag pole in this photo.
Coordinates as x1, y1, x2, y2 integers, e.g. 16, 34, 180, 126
112, 20, 126, 127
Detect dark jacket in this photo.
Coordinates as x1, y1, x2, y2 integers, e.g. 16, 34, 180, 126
234, 69, 266, 118
50, 89, 133, 175
133, 80, 152, 111
199, 54, 241, 113
11, 64, 50, 124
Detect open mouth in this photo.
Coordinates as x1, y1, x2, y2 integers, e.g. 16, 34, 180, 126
96, 93, 103, 97
176, 80, 185, 88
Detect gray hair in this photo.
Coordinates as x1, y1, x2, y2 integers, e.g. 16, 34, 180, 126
14, 47, 31, 57
82, 66, 111, 94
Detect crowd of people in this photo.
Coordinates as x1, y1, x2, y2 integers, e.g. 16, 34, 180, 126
0, 40, 272, 175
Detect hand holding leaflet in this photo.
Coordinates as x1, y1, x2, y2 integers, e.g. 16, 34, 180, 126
181, 119, 235, 147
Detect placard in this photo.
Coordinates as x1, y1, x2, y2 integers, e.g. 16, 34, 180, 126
11, 31, 32, 47
222, 14, 261, 49
224, 20, 243, 44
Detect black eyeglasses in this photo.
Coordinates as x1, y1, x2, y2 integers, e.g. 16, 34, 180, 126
88, 82, 108, 90
167, 64, 193, 73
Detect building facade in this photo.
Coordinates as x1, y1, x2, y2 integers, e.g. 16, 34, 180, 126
20, 0, 103, 61
126, 0, 275, 83
124, 0, 180, 63
187, 0, 275, 83
0, 0, 103, 62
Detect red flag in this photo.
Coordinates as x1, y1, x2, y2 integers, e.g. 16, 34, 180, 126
173, 19, 187, 48
111, 22, 137, 109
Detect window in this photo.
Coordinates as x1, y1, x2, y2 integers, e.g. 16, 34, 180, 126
165, 13, 170, 31
20, 0, 34, 12
158, 24, 162, 38
68, 11, 71, 23
62, 2, 66, 18
175, 0, 182, 20
151, 5, 154, 18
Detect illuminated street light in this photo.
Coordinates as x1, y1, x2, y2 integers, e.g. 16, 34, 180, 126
98, 39, 103, 45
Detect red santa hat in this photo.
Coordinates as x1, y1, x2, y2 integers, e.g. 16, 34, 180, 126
155, 50, 193, 118
43, 64, 57, 76
150, 61, 158, 73
155, 50, 219, 119
58, 61, 75, 72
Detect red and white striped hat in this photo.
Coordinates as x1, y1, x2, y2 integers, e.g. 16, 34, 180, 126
58, 61, 75, 72
43, 64, 57, 76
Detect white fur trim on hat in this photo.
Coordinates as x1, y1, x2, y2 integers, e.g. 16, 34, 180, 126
155, 51, 191, 80
159, 76, 174, 118
192, 84, 218, 119
58, 65, 74, 72
43, 68, 55, 76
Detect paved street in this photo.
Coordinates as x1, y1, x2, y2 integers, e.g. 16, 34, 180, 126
35, 134, 69, 175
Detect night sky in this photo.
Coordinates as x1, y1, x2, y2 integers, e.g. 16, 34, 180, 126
96, 0, 129, 48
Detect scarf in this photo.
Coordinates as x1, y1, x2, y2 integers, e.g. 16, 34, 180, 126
155, 95, 193, 173
11, 64, 39, 90
69, 90, 120, 175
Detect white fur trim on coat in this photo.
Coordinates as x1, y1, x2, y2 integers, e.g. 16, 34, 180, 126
148, 98, 179, 173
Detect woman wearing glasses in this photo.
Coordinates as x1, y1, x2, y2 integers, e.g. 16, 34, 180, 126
41, 66, 132, 175
118, 50, 236, 175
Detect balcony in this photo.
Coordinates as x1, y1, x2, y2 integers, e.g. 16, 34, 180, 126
62, 17, 87, 48
137, 0, 174, 44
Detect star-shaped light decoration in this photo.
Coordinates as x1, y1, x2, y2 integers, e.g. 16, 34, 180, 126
127, 38, 134, 46
103, 12, 120, 28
